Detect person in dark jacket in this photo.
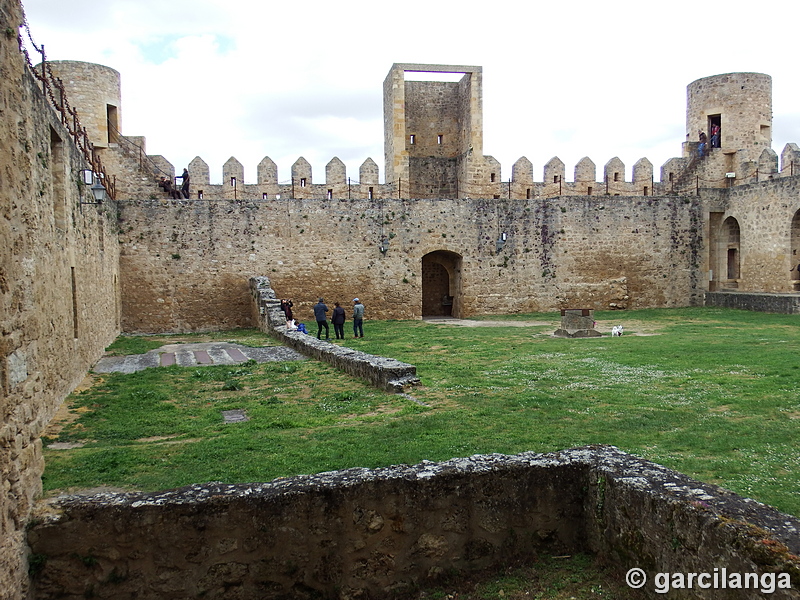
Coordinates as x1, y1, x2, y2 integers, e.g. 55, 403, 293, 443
331, 302, 346, 339
313, 298, 329, 340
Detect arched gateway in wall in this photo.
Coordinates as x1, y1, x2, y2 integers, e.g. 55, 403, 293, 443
421, 251, 462, 317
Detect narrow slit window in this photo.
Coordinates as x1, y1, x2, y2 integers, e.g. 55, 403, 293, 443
262, 193, 268, 200
643, 186, 649, 196
553, 175, 559, 183
526, 188, 531, 199
327, 189, 332, 200
198, 190, 204, 199
437, 135, 443, 145
587, 186, 593, 195
490, 173, 496, 183
368, 187, 374, 200
669, 172, 674, 182
409, 134, 415, 145
613, 172, 620, 182
300, 178, 306, 188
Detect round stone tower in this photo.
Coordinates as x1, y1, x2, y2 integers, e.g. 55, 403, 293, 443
44, 60, 121, 149
686, 72, 772, 164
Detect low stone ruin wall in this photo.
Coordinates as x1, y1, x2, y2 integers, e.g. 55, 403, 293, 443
27, 446, 800, 599
249, 276, 419, 392
705, 291, 800, 314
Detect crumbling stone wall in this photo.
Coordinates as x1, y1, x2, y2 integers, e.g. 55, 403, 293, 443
26, 447, 800, 599
0, 3, 121, 597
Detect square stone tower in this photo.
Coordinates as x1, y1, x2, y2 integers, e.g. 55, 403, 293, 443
383, 64, 485, 198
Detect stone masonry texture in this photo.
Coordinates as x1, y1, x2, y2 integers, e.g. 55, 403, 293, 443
26, 447, 800, 599
5, 1, 800, 597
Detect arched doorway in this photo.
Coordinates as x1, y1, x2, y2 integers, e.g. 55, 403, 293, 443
422, 251, 462, 317
791, 210, 800, 290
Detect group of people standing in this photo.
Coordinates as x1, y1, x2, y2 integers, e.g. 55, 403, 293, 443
158, 168, 191, 199
698, 124, 721, 159
280, 297, 365, 340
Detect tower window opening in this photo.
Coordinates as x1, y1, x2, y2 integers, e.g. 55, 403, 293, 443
613, 172, 620, 182
490, 173, 496, 183
106, 104, 119, 144
587, 186, 593, 195
553, 175, 559, 184
643, 186, 649, 196
526, 188, 531, 199
368, 187, 374, 200
669, 172, 674, 182
300, 178, 306, 187
437, 135, 443, 145
409, 134, 415, 145
327, 189, 332, 200
198, 190, 204, 199
262, 193, 268, 200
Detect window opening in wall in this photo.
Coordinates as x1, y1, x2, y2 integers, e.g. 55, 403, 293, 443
553, 175, 559, 183
643, 186, 649, 196
613, 172, 620, 182
669, 172, 674, 182
368, 187, 374, 200
198, 190, 204, 199
493, 194, 500, 199
71, 267, 78, 339
437, 135, 443, 145
106, 104, 119, 144
300, 178, 306, 187
490, 173, 496, 183
327, 189, 332, 200
409, 134, 415, 145
708, 114, 722, 148
262, 193, 268, 200
587, 187, 593, 195
760, 124, 771, 141
526, 188, 531, 199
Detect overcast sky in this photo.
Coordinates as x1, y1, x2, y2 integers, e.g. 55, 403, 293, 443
20, 0, 800, 184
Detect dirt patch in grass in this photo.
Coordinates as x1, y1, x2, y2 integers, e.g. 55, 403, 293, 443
428, 317, 664, 337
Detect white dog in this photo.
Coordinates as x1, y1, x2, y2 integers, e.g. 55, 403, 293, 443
611, 325, 624, 337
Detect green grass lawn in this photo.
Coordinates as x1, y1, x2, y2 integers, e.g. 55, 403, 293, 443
43, 307, 800, 518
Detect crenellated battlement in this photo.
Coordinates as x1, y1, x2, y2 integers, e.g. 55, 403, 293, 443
135, 143, 800, 202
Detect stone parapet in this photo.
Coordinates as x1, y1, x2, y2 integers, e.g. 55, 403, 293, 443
249, 277, 419, 392
705, 291, 800, 314
27, 446, 800, 599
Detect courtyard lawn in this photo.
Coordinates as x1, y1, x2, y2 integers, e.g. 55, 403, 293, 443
42, 307, 800, 517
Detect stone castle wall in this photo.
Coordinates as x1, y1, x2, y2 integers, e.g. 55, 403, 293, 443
117, 194, 703, 333
26, 447, 800, 599
0, 2, 121, 597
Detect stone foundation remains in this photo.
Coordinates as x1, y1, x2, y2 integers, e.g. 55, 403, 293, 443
27, 446, 800, 599
249, 277, 419, 392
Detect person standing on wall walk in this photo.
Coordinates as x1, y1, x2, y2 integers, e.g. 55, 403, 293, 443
180, 168, 190, 199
